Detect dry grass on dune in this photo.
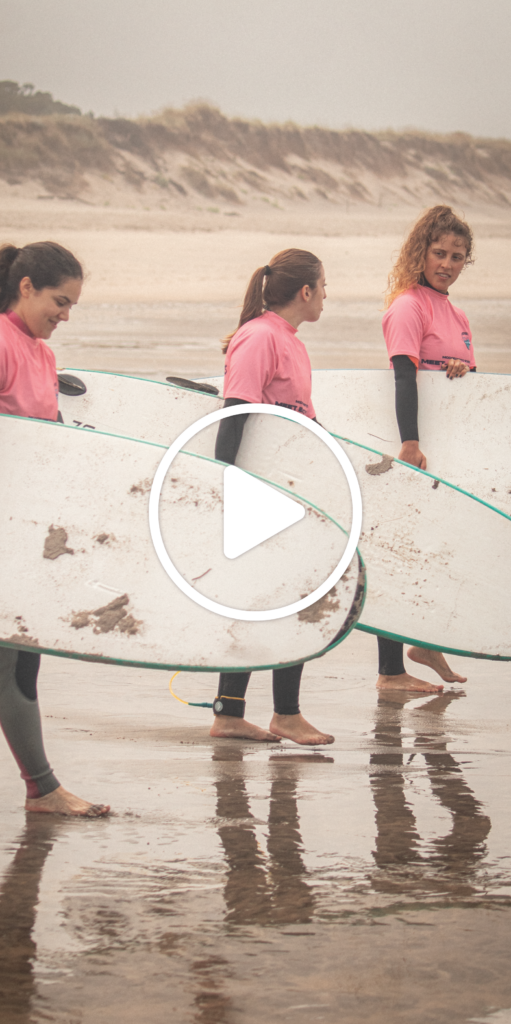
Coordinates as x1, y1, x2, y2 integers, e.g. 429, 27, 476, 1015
2, 102, 511, 212
0, 115, 113, 198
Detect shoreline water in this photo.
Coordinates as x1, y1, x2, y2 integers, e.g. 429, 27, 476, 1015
3, 227, 511, 304
53, 297, 511, 378
3, 204, 510, 376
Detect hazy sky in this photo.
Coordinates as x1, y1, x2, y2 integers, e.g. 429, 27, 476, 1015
1, 0, 511, 137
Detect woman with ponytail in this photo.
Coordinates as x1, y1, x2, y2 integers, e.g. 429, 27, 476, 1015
377, 205, 475, 693
0, 240, 109, 815
211, 248, 334, 745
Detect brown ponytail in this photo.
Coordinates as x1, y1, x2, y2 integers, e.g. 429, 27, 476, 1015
221, 248, 322, 353
0, 240, 83, 313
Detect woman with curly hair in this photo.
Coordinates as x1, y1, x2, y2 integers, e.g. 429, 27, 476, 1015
377, 205, 475, 693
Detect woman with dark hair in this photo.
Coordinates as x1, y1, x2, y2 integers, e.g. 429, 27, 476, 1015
0, 240, 110, 815
211, 247, 335, 745
378, 205, 475, 693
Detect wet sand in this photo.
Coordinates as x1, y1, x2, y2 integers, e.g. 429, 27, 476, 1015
2, 208, 511, 1022
3, 203, 511, 376
1, 631, 511, 1023
52, 295, 511, 379
7, 223, 511, 303
22, 222, 508, 378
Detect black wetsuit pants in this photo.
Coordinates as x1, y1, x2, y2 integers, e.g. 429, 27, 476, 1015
377, 636, 405, 676
214, 663, 303, 718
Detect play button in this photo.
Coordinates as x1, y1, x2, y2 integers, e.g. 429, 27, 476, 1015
149, 403, 362, 621
223, 465, 305, 559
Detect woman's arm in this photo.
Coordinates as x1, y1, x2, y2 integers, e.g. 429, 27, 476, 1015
383, 294, 426, 468
214, 398, 249, 465
392, 355, 427, 469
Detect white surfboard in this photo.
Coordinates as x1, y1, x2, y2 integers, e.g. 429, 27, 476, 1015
188, 412, 511, 661
0, 415, 363, 671
57, 369, 222, 445
59, 367, 511, 515
57, 368, 511, 659
198, 369, 511, 516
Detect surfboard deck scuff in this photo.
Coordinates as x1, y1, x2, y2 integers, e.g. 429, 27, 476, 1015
56, 369, 511, 660
0, 415, 363, 670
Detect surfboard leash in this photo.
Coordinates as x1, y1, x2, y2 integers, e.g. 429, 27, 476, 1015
168, 671, 213, 709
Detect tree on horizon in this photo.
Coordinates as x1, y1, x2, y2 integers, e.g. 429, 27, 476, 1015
0, 81, 81, 117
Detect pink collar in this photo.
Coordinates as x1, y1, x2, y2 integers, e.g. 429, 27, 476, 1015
418, 282, 449, 301
6, 310, 36, 339
263, 310, 299, 334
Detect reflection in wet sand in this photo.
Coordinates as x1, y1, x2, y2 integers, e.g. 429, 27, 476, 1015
0, 646, 508, 1024
370, 692, 491, 896
190, 952, 233, 1024
0, 817, 64, 1023
214, 749, 272, 926
213, 750, 332, 926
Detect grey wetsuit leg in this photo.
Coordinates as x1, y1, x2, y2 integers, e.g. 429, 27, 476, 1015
0, 647, 60, 798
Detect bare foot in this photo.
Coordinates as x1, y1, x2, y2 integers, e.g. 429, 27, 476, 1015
269, 713, 334, 745
377, 671, 444, 694
25, 785, 110, 817
407, 646, 467, 683
210, 716, 280, 742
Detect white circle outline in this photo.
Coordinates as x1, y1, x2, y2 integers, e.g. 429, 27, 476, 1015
148, 404, 362, 621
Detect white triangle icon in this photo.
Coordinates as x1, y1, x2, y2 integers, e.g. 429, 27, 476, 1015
223, 465, 305, 560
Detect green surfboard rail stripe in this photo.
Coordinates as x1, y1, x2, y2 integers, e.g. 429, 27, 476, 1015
0, 412, 357, 532
10, 376, 510, 662
0, 587, 365, 672
0, 412, 366, 671
355, 622, 511, 662
30, 389, 511, 523
331, 431, 511, 522
0, 564, 366, 673
175, 370, 511, 521
85, 367, 509, 522
327, 431, 511, 657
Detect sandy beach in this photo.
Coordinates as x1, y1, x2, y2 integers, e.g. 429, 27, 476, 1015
1, 191, 511, 1024
2, 196, 511, 377
3, 197, 511, 304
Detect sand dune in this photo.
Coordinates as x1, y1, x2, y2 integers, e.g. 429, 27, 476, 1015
1, 102, 511, 376
3, 102, 511, 217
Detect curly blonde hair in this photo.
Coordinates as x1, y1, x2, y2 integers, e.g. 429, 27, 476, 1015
384, 206, 474, 308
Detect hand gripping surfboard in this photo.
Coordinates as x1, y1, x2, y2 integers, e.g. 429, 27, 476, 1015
195, 369, 511, 517
57, 369, 511, 659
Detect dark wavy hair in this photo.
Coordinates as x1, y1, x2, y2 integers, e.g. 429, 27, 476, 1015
0, 240, 83, 313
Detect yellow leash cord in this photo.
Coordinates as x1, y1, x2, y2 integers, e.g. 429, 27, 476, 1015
169, 671, 213, 709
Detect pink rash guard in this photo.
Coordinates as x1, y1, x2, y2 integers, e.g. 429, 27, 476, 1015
223, 310, 315, 418
0, 311, 58, 420
383, 284, 475, 371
